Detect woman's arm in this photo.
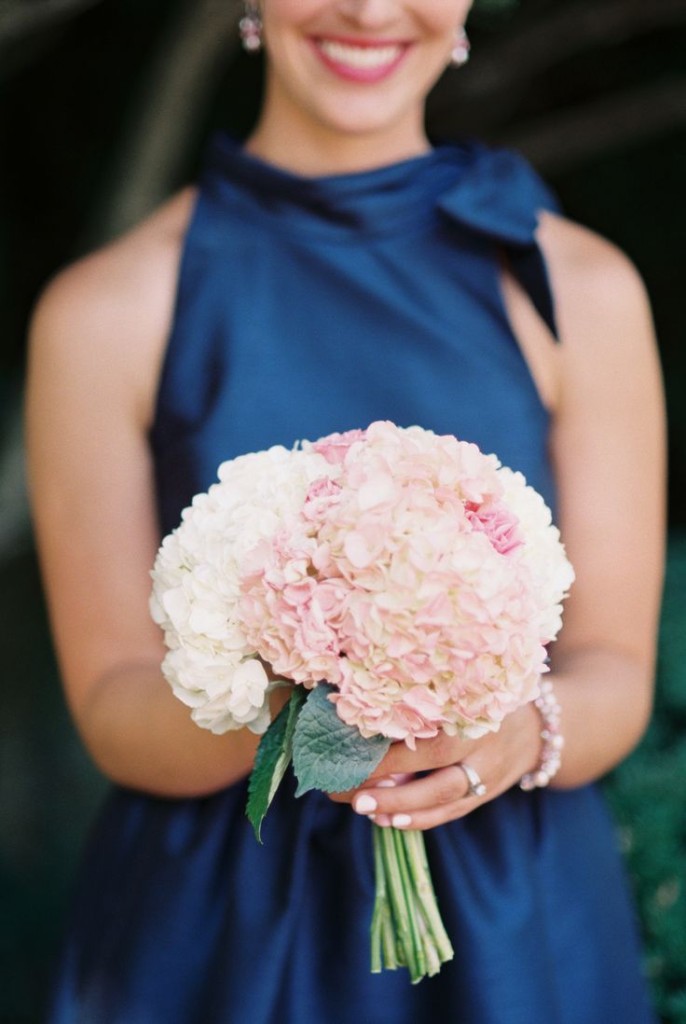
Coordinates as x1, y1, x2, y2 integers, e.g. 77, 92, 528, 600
535, 212, 665, 784
26, 192, 266, 798
337, 214, 666, 829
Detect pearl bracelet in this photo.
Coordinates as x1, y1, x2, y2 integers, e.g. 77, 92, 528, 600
519, 678, 564, 790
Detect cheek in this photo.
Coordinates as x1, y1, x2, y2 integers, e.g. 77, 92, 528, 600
261, 0, 327, 29
260, 1, 321, 81
417, 0, 472, 34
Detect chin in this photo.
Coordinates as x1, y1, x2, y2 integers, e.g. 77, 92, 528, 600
311, 98, 416, 142
322, 116, 403, 139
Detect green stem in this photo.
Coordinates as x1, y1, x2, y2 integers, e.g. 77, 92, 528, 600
377, 825, 413, 967
404, 830, 454, 966
371, 826, 398, 972
370, 824, 454, 982
391, 827, 428, 982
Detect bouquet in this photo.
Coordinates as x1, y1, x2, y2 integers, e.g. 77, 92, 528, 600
150, 421, 574, 982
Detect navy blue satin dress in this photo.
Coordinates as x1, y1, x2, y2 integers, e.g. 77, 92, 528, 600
48, 136, 656, 1023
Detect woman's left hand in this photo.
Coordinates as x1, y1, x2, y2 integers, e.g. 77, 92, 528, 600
328, 700, 542, 831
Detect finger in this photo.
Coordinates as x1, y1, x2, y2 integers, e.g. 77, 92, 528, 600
327, 787, 358, 804
351, 765, 472, 819
368, 765, 520, 831
370, 813, 393, 827
327, 773, 409, 804
373, 733, 477, 776
377, 801, 475, 832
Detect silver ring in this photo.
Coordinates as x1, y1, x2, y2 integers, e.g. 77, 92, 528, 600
456, 762, 487, 798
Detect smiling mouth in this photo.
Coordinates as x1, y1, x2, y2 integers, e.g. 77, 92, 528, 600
312, 37, 410, 80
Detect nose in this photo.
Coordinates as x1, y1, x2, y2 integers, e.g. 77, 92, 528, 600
336, 0, 404, 30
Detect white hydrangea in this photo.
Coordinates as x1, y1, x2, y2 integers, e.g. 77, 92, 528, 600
150, 445, 334, 734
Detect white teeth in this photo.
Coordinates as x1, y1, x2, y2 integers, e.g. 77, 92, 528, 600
317, 40, 403, 70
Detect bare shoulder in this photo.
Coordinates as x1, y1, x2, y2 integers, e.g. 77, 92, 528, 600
536, 210, 653, 356
29, 186, 198, 428
531, 209, 662, 425
32, 185, 197, 337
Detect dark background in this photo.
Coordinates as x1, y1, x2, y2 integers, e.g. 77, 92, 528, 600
1, 1, 685, 1020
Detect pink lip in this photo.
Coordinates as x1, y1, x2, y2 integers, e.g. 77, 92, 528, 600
310, 36, 411, 84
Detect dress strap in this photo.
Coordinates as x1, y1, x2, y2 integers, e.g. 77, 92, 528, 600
437, 143, 560, 340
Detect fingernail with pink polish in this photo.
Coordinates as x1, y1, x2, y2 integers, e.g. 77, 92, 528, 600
376, 778, 397, 789
354, 794, 377, 815
391, 813, 413, 828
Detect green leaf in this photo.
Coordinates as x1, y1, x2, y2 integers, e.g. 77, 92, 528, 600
292, 684, 391, 796
246, 686, 306, 842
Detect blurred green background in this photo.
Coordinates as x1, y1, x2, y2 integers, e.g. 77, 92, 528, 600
0, 0, 684, 1020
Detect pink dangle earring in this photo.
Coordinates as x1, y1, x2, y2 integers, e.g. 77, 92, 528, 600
451, 27, 471, 67
239, 1, 263, 53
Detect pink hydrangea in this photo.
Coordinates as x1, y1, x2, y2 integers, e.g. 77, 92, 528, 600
239, 421, 574, 747
310, 428, 367, 465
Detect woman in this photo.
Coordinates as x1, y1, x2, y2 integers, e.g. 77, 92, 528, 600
27, 1, 665, 1021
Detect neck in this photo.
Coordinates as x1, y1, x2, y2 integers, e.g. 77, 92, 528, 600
245, 87, 431, 177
